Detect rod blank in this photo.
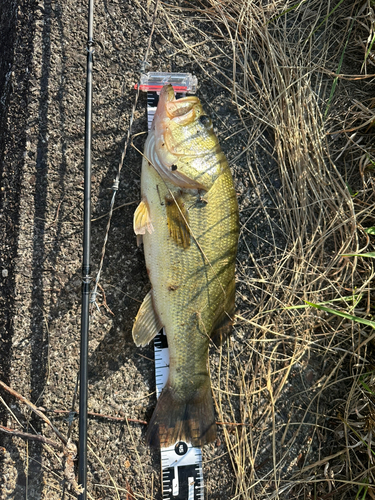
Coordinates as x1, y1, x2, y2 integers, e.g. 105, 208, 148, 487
78, 0, 94, 498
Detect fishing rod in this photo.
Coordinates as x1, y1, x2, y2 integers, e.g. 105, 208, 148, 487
78, 0, 94, 497
77, 3, 203, 498
76, 1, 159, 496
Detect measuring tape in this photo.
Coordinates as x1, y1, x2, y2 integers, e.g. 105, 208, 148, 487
139, 72, 204, 500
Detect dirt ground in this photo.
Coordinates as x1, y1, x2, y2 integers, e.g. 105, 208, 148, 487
1, 0, 373, 499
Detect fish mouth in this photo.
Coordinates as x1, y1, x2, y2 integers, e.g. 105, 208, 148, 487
166, 96, 200, 124
159, 85, 200, 124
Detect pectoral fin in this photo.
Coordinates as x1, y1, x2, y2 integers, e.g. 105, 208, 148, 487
133, 200, 154, 235
165, 194, 191, 249
132, 290, 163, 347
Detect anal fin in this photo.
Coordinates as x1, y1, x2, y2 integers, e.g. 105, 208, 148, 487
132, 290, 163, 347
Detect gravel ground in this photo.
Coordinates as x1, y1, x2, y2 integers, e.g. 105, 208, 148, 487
0, 1, 354, 499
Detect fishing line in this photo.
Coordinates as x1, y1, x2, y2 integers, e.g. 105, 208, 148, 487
77, 1, 159, 496
90, 0, 160, 309
79, 0, 218, 497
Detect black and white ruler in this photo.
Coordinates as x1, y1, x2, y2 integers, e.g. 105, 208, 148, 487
139, 72, 204, 500
154, 330, 204, 500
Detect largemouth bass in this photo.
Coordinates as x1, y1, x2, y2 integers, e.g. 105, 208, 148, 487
132, 85, 239, 448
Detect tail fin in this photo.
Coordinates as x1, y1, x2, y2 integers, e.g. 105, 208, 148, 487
146, 379, 216, 448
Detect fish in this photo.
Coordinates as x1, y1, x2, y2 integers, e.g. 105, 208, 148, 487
132, 84, 239, 448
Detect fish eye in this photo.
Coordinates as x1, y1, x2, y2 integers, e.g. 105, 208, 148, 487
198, 115, 212, 128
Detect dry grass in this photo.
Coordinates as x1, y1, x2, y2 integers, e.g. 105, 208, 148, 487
3, 0, 374, 497
156, 0, 375, 498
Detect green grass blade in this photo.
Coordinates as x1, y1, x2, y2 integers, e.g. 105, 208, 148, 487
345, 182, 358, 197
305, 301, 375, 329
268, 0, 307, 24
355, 477, 368, 500
341, 419, 375, 459
342, 252, 375, 258
359, 377, 374, 395
362, 31, 375, 69
284, 294, 363, 311
308, 0, 346, 42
